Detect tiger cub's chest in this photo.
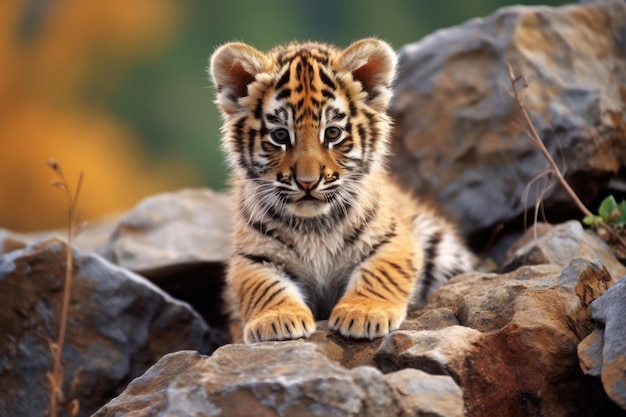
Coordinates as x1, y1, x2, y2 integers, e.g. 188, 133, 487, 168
244, 220, 369, 283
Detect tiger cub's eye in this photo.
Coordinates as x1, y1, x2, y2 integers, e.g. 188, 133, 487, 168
324, 127, 342, 145
270, 128, 291, 146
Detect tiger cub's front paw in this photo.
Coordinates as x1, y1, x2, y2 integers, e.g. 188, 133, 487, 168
243, 304, 316, 344
329, 295, 406, 339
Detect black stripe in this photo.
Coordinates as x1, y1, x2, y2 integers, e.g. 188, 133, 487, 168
240, 279, 265, 314
345, 206, 378, 246
233, 117, 247, 154
276, 88, 291, 100
258, 286, 286, 312
348, 100, 357, 117
275, 68, 291, 90
248, 280, 281, 315
321, 89, 335, 99
377, 267, 410, 296
419, 231, 442, 302
361, 222, 397, 263
319, 69, 336, 89
240, 253, 272, 264
383, 260, 413, 281
254, 98, 264, 119
358, 285, 387, 301
361, 268, 394, 297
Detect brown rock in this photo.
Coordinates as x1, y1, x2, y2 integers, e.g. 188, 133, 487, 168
376, 258, 615, 417
389, 2, 626, 243
0, 239, 212, 417
306, 310, 460, 369
93, 342, 464, 417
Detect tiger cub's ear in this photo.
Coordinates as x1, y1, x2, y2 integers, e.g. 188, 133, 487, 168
209, 42, 269, 115
338, 38, 397, 110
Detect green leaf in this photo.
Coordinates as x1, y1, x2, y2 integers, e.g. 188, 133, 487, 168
582, 215, 602, 226
615, 200, 626, 227
598, 196, 619, 223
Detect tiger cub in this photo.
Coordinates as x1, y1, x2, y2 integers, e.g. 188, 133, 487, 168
209, 38, 475, 344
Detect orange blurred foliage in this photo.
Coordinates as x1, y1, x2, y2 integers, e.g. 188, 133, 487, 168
0, 0, 201, 232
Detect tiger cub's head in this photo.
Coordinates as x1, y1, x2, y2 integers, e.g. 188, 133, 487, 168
209, 39, 396, 220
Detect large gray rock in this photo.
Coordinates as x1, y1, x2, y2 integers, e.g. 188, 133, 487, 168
0, 239, 213, 417
579, 276, 626, 410
100, 188, 232, 342
93, 342, 464, 417
389, 1, 626, 242
102, 188, 232, 273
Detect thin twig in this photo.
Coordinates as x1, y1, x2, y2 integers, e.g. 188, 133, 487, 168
506, 63, 593, 218
506, 63, 626, 250
47, 159, 83, 417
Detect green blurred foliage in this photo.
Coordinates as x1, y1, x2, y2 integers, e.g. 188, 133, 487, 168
109, 0, 570, 190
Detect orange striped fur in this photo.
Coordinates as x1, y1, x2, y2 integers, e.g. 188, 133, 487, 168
209, 39, 475, 343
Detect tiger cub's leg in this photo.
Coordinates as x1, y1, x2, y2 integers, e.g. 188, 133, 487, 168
228, 255, 316, 344
329, 228, 421, 339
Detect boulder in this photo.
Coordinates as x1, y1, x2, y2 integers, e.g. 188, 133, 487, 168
0, 239, 213, 417
100, 188, 232, 340
92, 342, 464, 417
389, 1, 626, 245
376, 258, 615, 417
579, 276, 626, 410
101, 188, 232, 273
502, 221, 626, 279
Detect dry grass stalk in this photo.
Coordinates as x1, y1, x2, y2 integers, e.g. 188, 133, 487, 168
506, 63, 626, 251
46, 159, 83, 417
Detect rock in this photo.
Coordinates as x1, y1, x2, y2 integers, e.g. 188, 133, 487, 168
502, 221, 626, 279
0, 239, 213, 417
308, 321, 381, 368
306, 311, 460, 370
579, 276, 626, 410
377, 258, 615, 417
389, 1, 626, 245
384, 369, 465, 417
102, 188, 232, 273
93, 342, 464, 417
0, 214, 122, 255
375, 326, 483, 378
100, 188, 232, 341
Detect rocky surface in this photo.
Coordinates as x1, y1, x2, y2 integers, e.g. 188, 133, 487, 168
388, 1, 626, 247
92, 255, 624, 417
579, 276, 626, 410
0, 239, 214, 417
93, 342, 464, 417
2, 2, 626, 416
377, 259, 615, 417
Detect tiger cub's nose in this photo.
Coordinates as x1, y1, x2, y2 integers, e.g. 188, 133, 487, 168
296, 177, 319, 191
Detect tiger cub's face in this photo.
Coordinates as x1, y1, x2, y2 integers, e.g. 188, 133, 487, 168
210, 39, 396, 220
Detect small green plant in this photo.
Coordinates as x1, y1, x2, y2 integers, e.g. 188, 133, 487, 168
583, 195, 626, 228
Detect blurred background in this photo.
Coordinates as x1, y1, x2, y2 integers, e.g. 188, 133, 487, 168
1, 0, 569, 232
